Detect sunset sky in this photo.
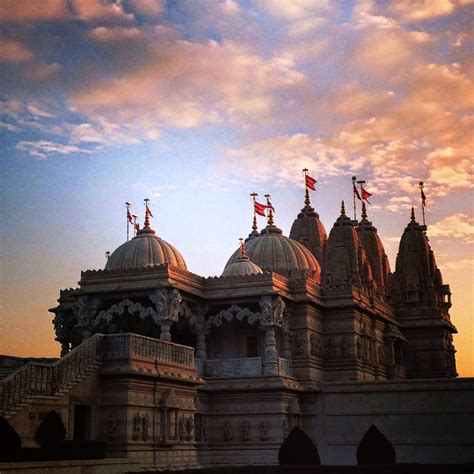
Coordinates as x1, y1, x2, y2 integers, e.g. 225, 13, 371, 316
0, 0, 473, 376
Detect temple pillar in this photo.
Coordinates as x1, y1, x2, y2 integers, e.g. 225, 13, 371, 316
160, 323, 171, 341
196, 333, 207, 360
60, 342, 70, 356
264, 326, 278, 375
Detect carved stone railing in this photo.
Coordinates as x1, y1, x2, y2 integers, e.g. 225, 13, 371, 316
202, 357, 262, 377
278, 357, 290, 376
0, 333, 104, 417
103, 333, 194, 367
197, 357, 291, 378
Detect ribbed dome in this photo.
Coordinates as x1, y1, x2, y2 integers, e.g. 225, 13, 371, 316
221, 253, 263, 277
289, 203, 327, 263
105, 225, 187, 271
224, 224, 321, 280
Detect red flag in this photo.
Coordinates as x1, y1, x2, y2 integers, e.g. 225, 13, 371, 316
254, 201, 267, 217
146, 206, 154, 218
361, 187, 372, 204
353, 183, 361, 201
421, 189, 426, 205
127, 209, 133, 224
305, 174, 317, 190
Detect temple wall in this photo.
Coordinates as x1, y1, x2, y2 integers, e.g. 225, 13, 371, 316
313, 377, 474, 465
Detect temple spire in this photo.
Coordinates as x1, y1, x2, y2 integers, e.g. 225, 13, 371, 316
250, 192, 258, 232
144, 198, 153, 227
411, 206, 416, 221
303, 167, 311, 207
361, 200, 368, 220
239, 237, 248, 258
341, 200, 346, 216
265, 194, 275, 226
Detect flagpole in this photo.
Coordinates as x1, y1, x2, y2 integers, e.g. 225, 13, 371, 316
357, 180, 366, 219
352, 176, 357, 220
303, 167, 310, 207
132, 215, 138, 236
125, 202, 131, 241
144, 198, 151, 226
419, 181, 426, 227
250, 192, 258, 232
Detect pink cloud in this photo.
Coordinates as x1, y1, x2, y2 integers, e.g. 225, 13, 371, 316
73, 0, 134, 23
0, 0, 69, 22
0, 38, 33, 62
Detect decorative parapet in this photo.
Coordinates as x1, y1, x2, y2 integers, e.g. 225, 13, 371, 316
104, 333, 194, 368
278, 357, 290, 377
196, 356, 290, 378
80, 263, 205, 285
0, 333, 104, 417
0, 333, 196, 417
204, 357, 262, 377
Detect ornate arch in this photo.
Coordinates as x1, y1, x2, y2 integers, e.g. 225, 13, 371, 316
91, 299, 158, 328
204, 305, 262, 331
178, 301, 206, 334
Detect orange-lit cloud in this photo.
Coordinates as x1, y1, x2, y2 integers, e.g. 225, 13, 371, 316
0, 38, 33, 62
430, 213, 474, 243
0, 0, 69, 22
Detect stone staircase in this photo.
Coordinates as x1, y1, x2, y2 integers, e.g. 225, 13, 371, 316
0, 333, 104, 419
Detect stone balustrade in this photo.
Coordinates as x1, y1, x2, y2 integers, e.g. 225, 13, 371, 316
0, 333, 104, 417
0, 333, 195, 417
197, 356, 290, 378
103, 333, 194, 367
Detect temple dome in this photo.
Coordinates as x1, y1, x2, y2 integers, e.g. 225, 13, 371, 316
289, 203, 327, 263
105, 225, 187, 271
221, 252, 263, 277
224, 224, 321, 280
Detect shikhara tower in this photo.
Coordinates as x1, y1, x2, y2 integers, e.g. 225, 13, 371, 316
1, 184, 469, 471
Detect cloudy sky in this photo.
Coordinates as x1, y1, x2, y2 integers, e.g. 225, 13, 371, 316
0, 0, 472, 375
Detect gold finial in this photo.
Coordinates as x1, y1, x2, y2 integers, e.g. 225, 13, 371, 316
264, 193, 274, 226
303, 167, 311, 207
144, 198, 151, 227
341, 200, 346, 216
239, 237, 248, 258
250, 192, 258, 232
361, 200, 368, 220
411, 206, 416, 221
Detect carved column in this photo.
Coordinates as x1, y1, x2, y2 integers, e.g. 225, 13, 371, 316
150, 289, 182, 343
264, 326, 278, 375
259, 296, 285, 376
160, 324, 171, 341
60, 342, 70, 357
196, 333, 207, 360
281, 316, 292, 362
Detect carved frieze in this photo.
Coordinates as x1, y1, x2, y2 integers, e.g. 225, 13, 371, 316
223, 420, 233, 441
260, 421, 269, 441
142, 413, 150, 441
293, 332, 305, 354
132, 412, 142, 441
240, 421, 251, 441
108, 412, 119, 440
310, 334, 322, 357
